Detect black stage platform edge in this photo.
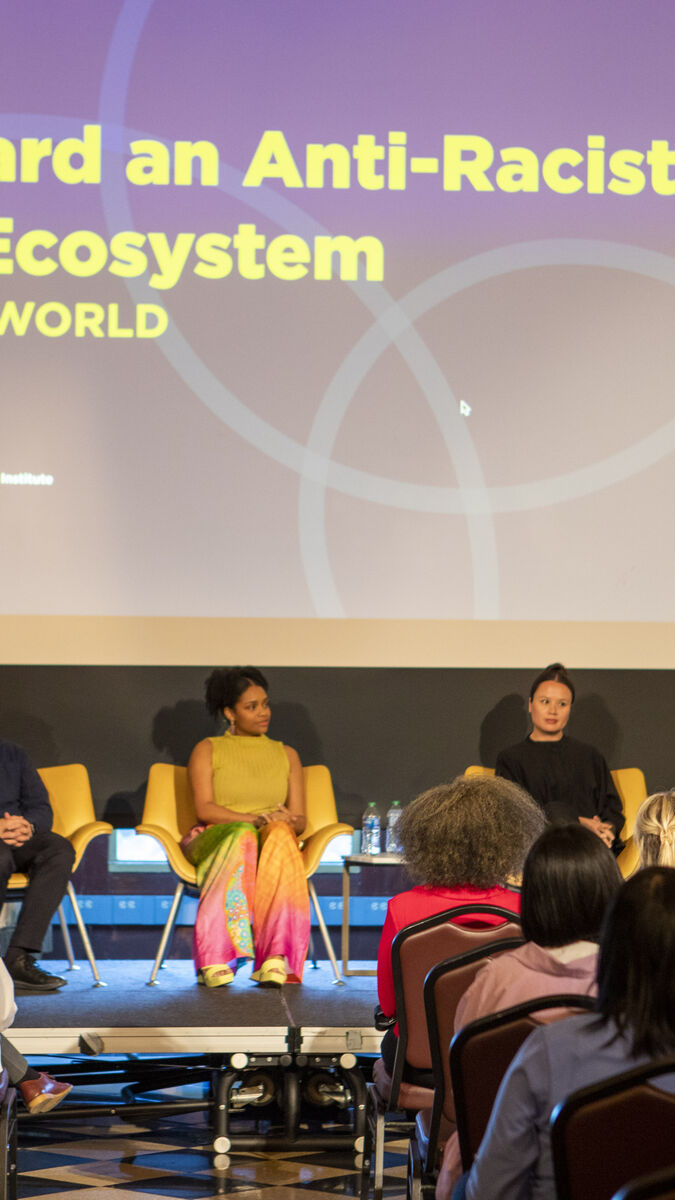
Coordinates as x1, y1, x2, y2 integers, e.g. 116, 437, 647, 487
11, 960, 382, 1056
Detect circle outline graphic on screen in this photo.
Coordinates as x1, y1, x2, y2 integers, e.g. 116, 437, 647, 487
92, 0, 675, 618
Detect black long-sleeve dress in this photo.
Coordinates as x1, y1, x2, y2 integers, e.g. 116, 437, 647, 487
495, 735, 624, 850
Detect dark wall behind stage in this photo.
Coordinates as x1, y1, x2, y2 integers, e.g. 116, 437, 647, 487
0, 666, 672, 826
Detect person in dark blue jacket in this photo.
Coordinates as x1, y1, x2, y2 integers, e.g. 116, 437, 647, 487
0, 739, 74, 992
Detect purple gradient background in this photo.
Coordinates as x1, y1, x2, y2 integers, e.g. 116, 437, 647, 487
2, 0, 675, 621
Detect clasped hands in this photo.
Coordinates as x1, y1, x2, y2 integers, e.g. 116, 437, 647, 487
579, 814, 615, 849
0, 811, 34, 846
254, 805, 298, 828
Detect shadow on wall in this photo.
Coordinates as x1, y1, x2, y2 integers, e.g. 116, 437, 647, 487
572, 693, 621, 764
479, 693, 528, 766
104, 779, 148, 827
477, 689, 622, 769
103, 699, 216, 827
102, 698, 330, 827
0, 708, 60, 767
270, 701, 325, 768
152, 699, 218, 765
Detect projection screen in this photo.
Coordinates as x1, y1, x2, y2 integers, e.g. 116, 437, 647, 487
2, 0, 674, 666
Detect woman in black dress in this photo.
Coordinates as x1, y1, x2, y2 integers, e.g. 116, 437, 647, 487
495, 663, 624, 852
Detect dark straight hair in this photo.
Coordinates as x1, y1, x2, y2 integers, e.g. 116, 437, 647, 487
529, 661, 575, 702
521, 824, 622, 947
595, 866, 675, 1057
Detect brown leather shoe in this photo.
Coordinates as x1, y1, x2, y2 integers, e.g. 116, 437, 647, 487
19, 1073, 73, 1114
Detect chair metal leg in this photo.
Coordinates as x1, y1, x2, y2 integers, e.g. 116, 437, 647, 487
212, 1067, 239, 1153
360, 1085, 376, 1200
57, 903, 77, 969
406, 1136, 423, 1200
343, 1063, 368, 1145
147, 882, 184, 985
66, 883, 106, 987
308, 929, 319, 969
0, 1088, 17, 1200
308, 879, 344, 985
373, 1100, 387, 1200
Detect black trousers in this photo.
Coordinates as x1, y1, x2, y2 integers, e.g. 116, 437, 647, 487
380, 1026, 436, 1088
1, 1035, 29, 1085
0, 832, 75, 954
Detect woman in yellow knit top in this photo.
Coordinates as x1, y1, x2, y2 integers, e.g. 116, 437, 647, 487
186, 667, 309, 987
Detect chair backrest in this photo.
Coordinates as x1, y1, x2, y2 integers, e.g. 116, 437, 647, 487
421, 937, 525, 1164
464, 765, 495, 777
611, 1165, 675, 1200
551, 1056, 675, 1200
302, 764, 339, 839
450, 993, 596, 1171
143, 761, 337, 843
390, 904, 522, 1099
611, 768, 648, 842
37, 763, 96, 841
143, 762, 196, 842
426, 942, 525, 1121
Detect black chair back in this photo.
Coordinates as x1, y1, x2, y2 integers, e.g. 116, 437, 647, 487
551, 1056, 675, 1200
450, 993, 596, 1171
421, 937, 525, 1169
389, 903, 521, 1104
612, 1164, 675, 1200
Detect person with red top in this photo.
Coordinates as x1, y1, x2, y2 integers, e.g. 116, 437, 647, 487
376, 774, 544, 1078
436, 822, 622, 1200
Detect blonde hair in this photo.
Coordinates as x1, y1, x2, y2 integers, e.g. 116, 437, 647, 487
635, 791, 675, 869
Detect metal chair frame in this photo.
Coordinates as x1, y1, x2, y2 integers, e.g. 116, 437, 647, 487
138, 762, 352, 985
6, 764, 112, 987
551, 1055, 675, 1200
360, 903, 522, 1200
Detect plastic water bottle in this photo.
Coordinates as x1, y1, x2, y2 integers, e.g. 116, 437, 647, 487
385, 799, 403, 854
361, 801, 381, 855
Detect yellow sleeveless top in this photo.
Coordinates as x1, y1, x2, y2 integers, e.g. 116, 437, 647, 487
209, 731, 290, 815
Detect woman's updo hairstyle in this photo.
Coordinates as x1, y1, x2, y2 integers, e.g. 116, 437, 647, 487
529, 661, 575, 703
635, 791, 675, 869
205, 666, 269, 720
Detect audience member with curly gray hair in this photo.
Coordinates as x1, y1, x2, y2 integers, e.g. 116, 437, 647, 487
376, 774, 544, 1080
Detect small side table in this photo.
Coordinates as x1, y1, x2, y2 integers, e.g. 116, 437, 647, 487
341, 853, 405, 977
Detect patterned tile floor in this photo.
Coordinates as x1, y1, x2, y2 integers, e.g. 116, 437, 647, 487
18, 1106, 408, 1200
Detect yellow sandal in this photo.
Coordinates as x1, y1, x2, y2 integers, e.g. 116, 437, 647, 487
198, 964, 235, 987
251, 957, 287, 987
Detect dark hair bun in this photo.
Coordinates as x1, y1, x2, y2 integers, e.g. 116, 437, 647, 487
529, 662, 575, 702
204, 666, 269, 719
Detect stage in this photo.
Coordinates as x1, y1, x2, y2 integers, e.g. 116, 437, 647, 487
10, 960, 383, 1058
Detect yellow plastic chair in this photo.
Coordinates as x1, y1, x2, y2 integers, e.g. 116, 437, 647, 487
612, 767, 647, 878
135, 763, 198, 986
7, 764, 113, 986
137, 762, 353, 985
465, 764, 647, 878
298, 764, 354, 984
